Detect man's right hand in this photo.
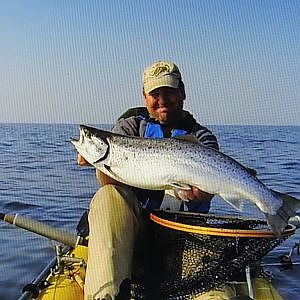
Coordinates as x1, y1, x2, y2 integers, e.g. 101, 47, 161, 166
77, 154, 90, 166
77, 153, 127, 188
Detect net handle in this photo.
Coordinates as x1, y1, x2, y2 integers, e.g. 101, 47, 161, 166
150, 213, 296, 238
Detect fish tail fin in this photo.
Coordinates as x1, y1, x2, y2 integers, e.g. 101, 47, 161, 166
266, 191, 299, 237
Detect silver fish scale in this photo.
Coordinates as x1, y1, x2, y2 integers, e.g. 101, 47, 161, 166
108, 138, 179, 189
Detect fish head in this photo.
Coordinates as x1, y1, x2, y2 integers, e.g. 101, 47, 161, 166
71, 125, 110, 166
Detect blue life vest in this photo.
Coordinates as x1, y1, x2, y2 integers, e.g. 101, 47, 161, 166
145, 122, 187, 138
141, 119, 211, 213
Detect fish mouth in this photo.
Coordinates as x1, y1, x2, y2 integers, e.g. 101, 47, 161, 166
70, 125, 90, 147
70, 137, 78, 144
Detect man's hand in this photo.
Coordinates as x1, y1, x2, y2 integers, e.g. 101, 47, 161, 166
77, 154, 90, 166
77, 153, 123, 187
174, 186, 213, 203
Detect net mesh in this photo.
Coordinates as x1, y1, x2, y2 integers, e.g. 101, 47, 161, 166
132, 210, 295, 299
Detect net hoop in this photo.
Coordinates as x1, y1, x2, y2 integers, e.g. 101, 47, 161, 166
150, 211, 296, 238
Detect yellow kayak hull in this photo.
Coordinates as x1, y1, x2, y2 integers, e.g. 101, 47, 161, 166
38, 245, 87, 300
253, 277, 283, 300
38, 244, 283, 300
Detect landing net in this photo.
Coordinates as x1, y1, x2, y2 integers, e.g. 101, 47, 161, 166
134, 210, 295, 299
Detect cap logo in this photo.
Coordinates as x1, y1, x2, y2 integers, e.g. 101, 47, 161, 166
150, 63, 171, 77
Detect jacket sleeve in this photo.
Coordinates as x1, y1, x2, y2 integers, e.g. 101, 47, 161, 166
112, 116, 141, 136
193, 124, 219, 150
182, 110, 219, 150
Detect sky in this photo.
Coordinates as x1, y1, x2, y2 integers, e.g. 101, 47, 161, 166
0, 0, 299, 125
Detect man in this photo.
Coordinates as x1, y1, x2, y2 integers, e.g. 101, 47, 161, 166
78, 61, 223, 300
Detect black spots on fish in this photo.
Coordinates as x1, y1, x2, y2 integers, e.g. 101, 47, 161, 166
204, 152, 212, 158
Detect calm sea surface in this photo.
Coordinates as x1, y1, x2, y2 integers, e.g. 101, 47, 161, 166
0, 124, 299, 299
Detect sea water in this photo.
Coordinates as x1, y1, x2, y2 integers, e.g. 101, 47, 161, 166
0, 124, 299, 299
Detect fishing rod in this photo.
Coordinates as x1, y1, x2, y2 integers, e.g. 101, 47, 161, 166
0, 212, 88, 247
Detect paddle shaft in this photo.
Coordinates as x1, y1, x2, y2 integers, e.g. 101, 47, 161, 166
1, 213, 86, 247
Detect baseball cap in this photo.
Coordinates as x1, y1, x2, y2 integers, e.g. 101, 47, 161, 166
143, 60, 182, 94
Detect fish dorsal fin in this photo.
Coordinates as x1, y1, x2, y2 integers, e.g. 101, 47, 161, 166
219, 192, 244, 211
174, 134, 200, 144
245, 167, 257, 177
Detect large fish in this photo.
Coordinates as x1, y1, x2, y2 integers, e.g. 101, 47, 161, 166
71, 125, 299, 236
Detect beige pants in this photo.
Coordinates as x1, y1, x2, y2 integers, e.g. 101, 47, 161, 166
84, 184, 143, 300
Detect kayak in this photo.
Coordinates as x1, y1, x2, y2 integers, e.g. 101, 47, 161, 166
11, 210, 297, 300
34, 244, 284, 300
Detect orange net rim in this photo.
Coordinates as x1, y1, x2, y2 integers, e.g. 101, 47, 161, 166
150, 212, 296, 238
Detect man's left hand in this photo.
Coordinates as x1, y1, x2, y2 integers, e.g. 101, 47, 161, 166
175, 186, 213, 202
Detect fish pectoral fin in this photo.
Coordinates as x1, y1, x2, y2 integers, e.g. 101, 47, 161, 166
245, 167, 257, 177
165, 189, 176, 198
103, 164, 113, 175
219, 193, 244, 211
169, 183, 192, 191
102, 164, 122, 181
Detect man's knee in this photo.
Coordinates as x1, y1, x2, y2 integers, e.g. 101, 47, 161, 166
90, 184, 124, 210
91, 184, 141, 214
95, 184, 121, 198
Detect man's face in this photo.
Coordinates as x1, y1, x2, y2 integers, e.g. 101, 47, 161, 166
143, 87, 184, 125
